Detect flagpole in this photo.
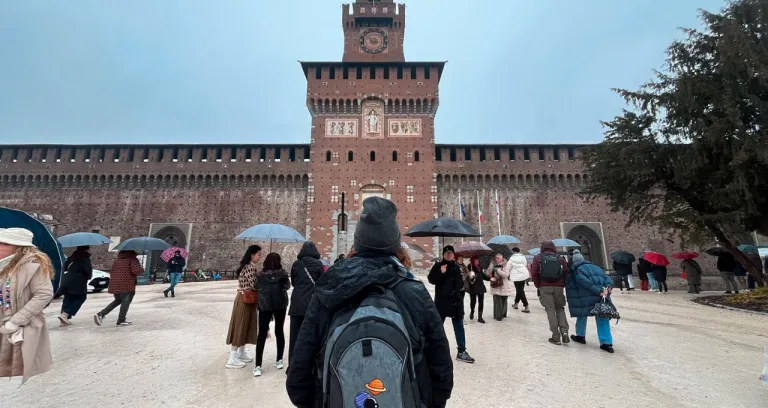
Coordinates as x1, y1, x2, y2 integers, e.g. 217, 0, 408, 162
477, 190, 483, 237
459, 190, 464, 243
495, 189, 502, 236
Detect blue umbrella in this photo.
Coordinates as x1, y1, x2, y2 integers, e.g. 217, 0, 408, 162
552, 238, 581, 248
0, 207, 64, 289
487, 235, 522, 245
528, 248, 540, 256
58, 232, 111, 248
737, 244, 759, 254
113, 237, 172, 252
237, 223, 306, 251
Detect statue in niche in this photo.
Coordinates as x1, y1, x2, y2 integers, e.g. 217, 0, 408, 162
366, 109, 379, 133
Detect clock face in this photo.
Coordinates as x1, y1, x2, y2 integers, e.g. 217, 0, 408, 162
360, 28, 388, 54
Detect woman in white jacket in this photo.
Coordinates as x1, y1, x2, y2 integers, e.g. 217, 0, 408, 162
506, 247, 531, 313
487, 253, 514, 321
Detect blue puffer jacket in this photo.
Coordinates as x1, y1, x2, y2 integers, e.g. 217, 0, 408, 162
565, 261, 614, 318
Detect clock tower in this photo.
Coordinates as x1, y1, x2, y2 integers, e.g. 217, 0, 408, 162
342, 1, 405, 62
301, 1, 445, 263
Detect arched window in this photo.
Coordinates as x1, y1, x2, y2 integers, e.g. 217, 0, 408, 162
348, 151, 354, 161
325, 151, 331, 162
414, 151, 420, 162
392, 151, 398, 161
370, 151, 376, 161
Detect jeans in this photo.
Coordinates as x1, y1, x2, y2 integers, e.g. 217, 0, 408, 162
256, 309, 286, 367
440, 315, 466, 353
647, 272, 658, 290
99, 292, 135, 324
513, 281, 528, 307
469, 293, 484, 319
575, 316, 613, 345
167, 272, 181, 292
61, 293, 87, 318
539, 286, 569, 338
288, 314, 304, 364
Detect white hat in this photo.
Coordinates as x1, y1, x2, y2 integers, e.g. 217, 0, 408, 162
0, 228, 35, 247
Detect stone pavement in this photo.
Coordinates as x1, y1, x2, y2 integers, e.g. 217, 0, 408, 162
2, 281, 766, 408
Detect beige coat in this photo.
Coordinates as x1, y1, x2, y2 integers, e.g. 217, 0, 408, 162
487, 261, 514, 297
1, 260, 54, 383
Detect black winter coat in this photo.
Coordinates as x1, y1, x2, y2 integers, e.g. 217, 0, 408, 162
167, 255, 186, 273
717, 253, 738, 272
289, 241, 323, 316
286, 255, 454, 408
257, 269, 290, 312
651, 265, 668, 281
61, 250, 93, 296
468, 263, 488, 295
613, 261, 633, 277
428, 260, 465, 319
637, 258, 650, 281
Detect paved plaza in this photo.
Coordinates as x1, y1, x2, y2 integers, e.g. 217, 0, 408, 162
2, 280, 766, 408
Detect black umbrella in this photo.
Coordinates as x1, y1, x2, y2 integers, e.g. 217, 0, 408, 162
706, 247, 730, 256
405, 217, 482, 238
610, 251, 636, 265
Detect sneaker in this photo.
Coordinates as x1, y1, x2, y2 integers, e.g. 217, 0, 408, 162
477, 317, 486, 324
93, 314, 103, 326
548, 337, 562, 346
456, 351, 475, 363
570, 335, 587, 344
512, 303, 519, 310
225, 353, 246, 369
58, 313, 71, 326
253, 366, 263, 377
275, 360, 284, 370
600, 344, 615, 353
236, 349, 253, 362
561, 332, 570, 344
117, 321, 133, 327
522, 306, 530, 313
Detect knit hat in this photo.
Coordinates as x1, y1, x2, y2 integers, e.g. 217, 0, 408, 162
571, 249, 585, 264
0, 228, 34, 247
354, 197, 401, 255
443, 245, 455, 255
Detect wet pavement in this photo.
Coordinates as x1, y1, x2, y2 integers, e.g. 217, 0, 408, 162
2, 280, 767, 407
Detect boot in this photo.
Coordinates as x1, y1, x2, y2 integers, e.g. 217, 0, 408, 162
171, 290, 175, 298
522, 306, 530, 314
226, 351, 246, 369
687, 285, 695, 294
512, 302, 519, 310
469, 309, 474, 320
163, 289, 169, 298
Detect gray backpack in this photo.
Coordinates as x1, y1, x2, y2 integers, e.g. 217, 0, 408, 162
321, 263, 423, 408
540, 254, 563, 282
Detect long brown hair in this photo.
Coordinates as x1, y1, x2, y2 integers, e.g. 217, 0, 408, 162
1, 246, 54, 279
395, 248, 412, 269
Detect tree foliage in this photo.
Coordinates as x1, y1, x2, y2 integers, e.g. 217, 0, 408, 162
581, 0, 768, 274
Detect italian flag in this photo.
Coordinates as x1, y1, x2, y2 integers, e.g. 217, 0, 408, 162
478, 193, 484, 223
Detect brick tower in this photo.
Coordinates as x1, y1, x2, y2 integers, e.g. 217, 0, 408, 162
302, 0, 445, 262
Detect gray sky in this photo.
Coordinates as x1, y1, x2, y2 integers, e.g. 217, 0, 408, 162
0, 0, 724, 145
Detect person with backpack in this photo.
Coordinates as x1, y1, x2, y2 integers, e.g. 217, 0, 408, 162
253, 252, 291, 377
486, 253, 512, 321
681, 258, 703, 294
286, 197, 453, 408
287, 241, 323, 370
429, 246, 476, 363
530, 241, 569, 345
566, 252, 616, 353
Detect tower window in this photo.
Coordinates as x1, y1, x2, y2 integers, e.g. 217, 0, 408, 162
509, 147, 515, 161
392, 151, 398, 161
356, 67, 362, 80
315, 67, 322, 80
329, 67, 336, 80
414, 151, 420, 162
348, 151, 354, 161
523, 148, 530, 161
568, 147, 575, 160
370, 66, 376, 79
397, 66, 403, 80
435, 147, 442, 161
538, 148, 545, 161
289, 147, 296, 162
449, 147, 457, 162
480, 149, 486, 162
370, 151, 376, 161
464, 148, 471, 161
260, 148, 266, 162
384, 67, 390, 79
343, 66, 349, 80
553, 148, 559, 161
410, 66, 417, 79
424, 66, 431, 80
326, 151, 332, 162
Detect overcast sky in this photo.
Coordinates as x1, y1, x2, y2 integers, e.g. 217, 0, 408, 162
0, 0, 724, 145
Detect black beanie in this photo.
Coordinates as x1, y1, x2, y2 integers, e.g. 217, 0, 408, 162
354, 197, 401, 255
443, 245, 455, 255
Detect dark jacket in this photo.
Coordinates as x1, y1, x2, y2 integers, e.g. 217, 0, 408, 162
61, 250, 93, 296
717, 253, 738, 272
468, 262, 488, 295
256, 268, 290, 312
428, 259, 464, 319
289, 241, 323, 316
681, 259, 703, 285
108, 251, 144, 294
612, 261, 633, 277
650, 264, 668, 281
167, 255, 185, 273
637, 257, 650, 281
286, 255, 453, 408
530, 242, 568, 288
565, 261, 613, 318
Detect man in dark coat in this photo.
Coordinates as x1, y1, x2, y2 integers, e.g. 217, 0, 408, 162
612, 261, 633, 293
428, 245, 475, 363
287, 241, 323, 364
530, 240, 570, 345
58, 246, 93, 325
163, 250, 186, 298
286, 197, 454, 408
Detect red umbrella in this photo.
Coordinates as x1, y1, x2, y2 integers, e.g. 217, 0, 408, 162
643, 251, 670, 266
455, 241, 493, 257
161, 247, 188, 262
671, 251, 699, 260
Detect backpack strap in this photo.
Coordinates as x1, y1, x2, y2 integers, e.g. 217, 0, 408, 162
299, 260, 316, 285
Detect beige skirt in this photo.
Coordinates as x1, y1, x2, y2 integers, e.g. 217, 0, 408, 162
226, 292, 258, 347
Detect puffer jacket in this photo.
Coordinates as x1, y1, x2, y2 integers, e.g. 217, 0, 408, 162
289, 242, 323, 316
612, 261, 633, 277
61, 249, 93, 296
506, 253, 530, 282
256, 269, 291, 312
566, 260, 614, 318
487, 261, 514, 297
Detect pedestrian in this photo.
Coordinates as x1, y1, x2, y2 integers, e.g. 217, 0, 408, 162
507, 247, 530, 313
287, 241, 322, 371
429, 245, 476, 362
734, 263, 748, 292
163, 250, 185, 298
717, 252, 740, 294
225, 245, 262, 369
286, 197, 453, 408
93, 250, 143, 327
681, 258, 703, 294
468, 256, 487, 323
637, 259, 649, 291
58, 245, 92, 325
530, 240, 570, 345
0, 228, 54, 383
639, 256, 657, 292
612, 259, 633, 294
566, 252, 616, 353
253, 253, 290, 377
652, 263, 669, 293
487, 252, 512, 321
745, 252, 765, 288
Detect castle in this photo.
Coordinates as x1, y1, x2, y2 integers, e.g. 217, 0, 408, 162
0, 1, 671, 271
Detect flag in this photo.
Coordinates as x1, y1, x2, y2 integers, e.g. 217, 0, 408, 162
459, 192, 466, 220
478, 195, 484, 223
495, 189, 500, 217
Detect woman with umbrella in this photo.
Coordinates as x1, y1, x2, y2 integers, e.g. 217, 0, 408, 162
714, 250, 740, 294
644, 252, 670, 294
610, 251, 635, 294
673, 252, 702, 294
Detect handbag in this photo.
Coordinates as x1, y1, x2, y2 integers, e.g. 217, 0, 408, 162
490, 266, 504, 288
241, 289, 258, 304
589, 295, 620, 324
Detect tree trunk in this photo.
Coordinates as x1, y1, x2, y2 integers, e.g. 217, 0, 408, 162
705, 221, 763, 285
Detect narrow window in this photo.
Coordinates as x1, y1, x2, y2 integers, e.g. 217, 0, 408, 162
329, 67, 335, 80
392, 151, 398, 162
383, 67, 390, 79
538, 148, 545, 161
397, 66, 403, 79
157, 149, 164, 162
414, 151, 420, 162
509, 147, 515, 161
274, 148, 281, 161
494, 148, 501, 161
348, 151, 354, 161
343, 66, 349, 80
259, 148, 266, 162
464, 148, 471, 161
568, 147, 575, 160
172, 148, 179, 162
245, 148, 252, 161
370, 66, 376, 79
356, 67, 362, 80
215, 147, 222, 162
289, 147, 296, 162
480, 149, 486, 162
370, 151, 376, 161
554, 147, 560, 161
315, 67, 322, 80
325, 151, 332, 162
449, 147, 457, 162
304, 148, 310, 161
410, 66, 417, 79
424, 66, 431, 80
523, 148, 530, 161
435, 148, 442, 161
